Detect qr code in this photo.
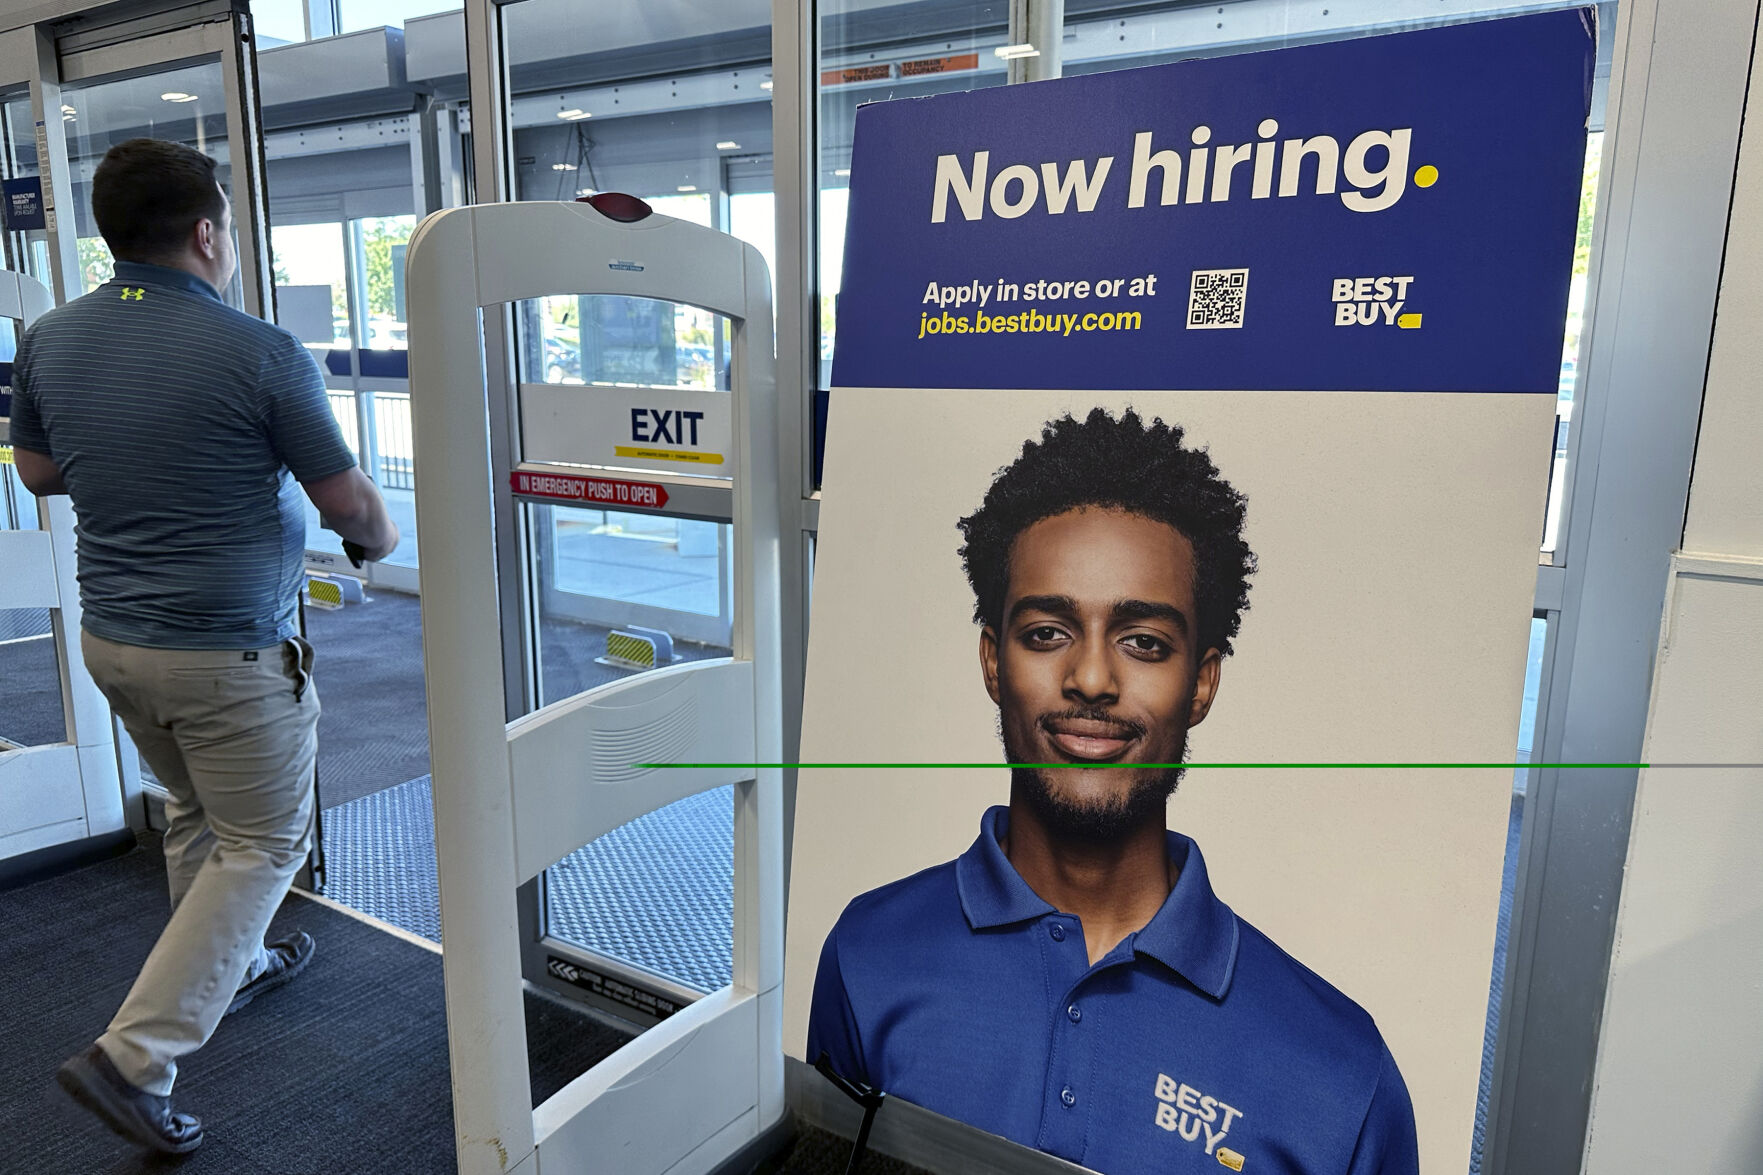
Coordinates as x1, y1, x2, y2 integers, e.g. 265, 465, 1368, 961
1187, 268, 1249, 329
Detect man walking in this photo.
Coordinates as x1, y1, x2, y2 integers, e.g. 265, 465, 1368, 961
9, 137, 398, 1154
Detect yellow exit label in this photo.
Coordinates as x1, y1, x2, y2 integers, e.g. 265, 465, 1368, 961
615, 445, 724, 466
0, 445, 13, 465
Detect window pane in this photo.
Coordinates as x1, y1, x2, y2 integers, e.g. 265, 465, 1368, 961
526, 503, 733, 706
1542, 131, 1603, 557
499, 0, 774, 263
818, 2, 1000, 383
519, 292, 730, 392
60, 61, 234, 302
272, 222, 350, 350
351, 215, 415, 350
338, 0, 459, 33
253, 0, 309, 46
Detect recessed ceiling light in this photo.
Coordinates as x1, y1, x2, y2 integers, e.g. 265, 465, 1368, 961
677, 185, 697, 192
556, 108, 590, 120
994, 43, 1040, 60
161, 91, 199, 103
834, 168, 850, 177
551, 163, 573, 171
577, 188, 596, 197
759, 80, 773, 91
716, 140, 741, 150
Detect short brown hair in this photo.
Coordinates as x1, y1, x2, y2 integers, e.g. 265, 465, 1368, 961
91, 138, 224, 262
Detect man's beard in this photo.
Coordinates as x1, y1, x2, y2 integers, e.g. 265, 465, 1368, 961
1004, 719, 1188, 844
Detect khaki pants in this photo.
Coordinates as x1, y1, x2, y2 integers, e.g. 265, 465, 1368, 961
81, 629, 320, 1096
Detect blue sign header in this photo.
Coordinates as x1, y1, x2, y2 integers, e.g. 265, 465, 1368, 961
830, 11, 1595, 393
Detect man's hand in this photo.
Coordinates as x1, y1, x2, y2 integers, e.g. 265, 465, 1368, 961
12, 448, 68, 496
303, 466, 399, 563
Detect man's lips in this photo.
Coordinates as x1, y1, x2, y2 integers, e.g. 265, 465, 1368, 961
1041, 718, 1140, 762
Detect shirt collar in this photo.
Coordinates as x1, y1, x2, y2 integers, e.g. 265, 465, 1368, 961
955, 805, 1241, 999
111, 261, 221, 301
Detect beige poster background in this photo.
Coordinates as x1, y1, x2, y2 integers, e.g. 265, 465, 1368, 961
786, 387, 1557, 1173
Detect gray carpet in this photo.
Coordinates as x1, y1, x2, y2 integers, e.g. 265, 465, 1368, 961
0, 833, 631, 1174
301, 591, 430, 810
765, 1124, 934, 1175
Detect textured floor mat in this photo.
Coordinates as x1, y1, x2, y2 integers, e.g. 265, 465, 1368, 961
323, 774, 735, 994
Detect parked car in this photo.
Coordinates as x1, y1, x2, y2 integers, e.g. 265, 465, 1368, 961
366, 318, 407, 350
543, 337, 583, 383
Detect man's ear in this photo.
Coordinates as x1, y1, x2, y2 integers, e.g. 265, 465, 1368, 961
194, 216, 218, 260
1188, 648, 1223, 727
980, 626, 1002, 706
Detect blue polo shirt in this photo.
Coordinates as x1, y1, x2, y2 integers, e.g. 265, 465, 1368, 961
8, 262, 356, 649
808, 807, 1418, 1175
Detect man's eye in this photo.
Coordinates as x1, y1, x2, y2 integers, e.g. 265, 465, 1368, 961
1023, 625, 1067, 647
1122, 633, 1170, 657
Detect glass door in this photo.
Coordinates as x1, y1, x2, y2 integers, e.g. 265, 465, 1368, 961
52, 14, 272, 317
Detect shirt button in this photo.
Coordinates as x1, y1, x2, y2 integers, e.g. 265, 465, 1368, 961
1060, 1086, 1077, 1108
1067, 1004, 1082, 1024
1049, 923, 1066, 942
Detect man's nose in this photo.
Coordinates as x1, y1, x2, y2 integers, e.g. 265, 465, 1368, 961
1063, 638, 1119, 702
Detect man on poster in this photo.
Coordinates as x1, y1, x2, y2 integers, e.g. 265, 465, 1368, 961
808, 407, 1417, 1174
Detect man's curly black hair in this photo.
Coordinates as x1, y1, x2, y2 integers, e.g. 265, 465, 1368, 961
957, 407, 1256, 657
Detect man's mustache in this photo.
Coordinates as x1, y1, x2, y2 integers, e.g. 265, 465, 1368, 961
1035, 707, 1146, 741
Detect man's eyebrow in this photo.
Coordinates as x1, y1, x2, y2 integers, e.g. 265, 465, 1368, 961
1112, 598, 1189, 635
1006, 595, 1190, 636
1007, 594, 1077, 623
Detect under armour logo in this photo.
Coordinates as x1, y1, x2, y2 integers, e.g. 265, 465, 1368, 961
120, 288, 145, 301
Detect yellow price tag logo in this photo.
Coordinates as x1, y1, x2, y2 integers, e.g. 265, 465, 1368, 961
1217, 1147, 1245, 1171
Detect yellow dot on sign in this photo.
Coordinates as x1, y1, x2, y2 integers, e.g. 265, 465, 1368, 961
1415, 165, 1440, 188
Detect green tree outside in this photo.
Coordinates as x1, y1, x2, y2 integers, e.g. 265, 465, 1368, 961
358, 217, 412, 320
77, 236, 114, 291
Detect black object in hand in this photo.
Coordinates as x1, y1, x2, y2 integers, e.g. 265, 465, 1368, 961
342, 540, 366, 569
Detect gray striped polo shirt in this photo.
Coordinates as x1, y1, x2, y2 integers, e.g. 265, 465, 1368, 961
8, 261, 356, 649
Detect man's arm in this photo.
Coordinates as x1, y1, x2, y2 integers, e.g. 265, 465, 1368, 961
258, 331, 396, 560
303, 466, 399, 563
13, 448, 67, 497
